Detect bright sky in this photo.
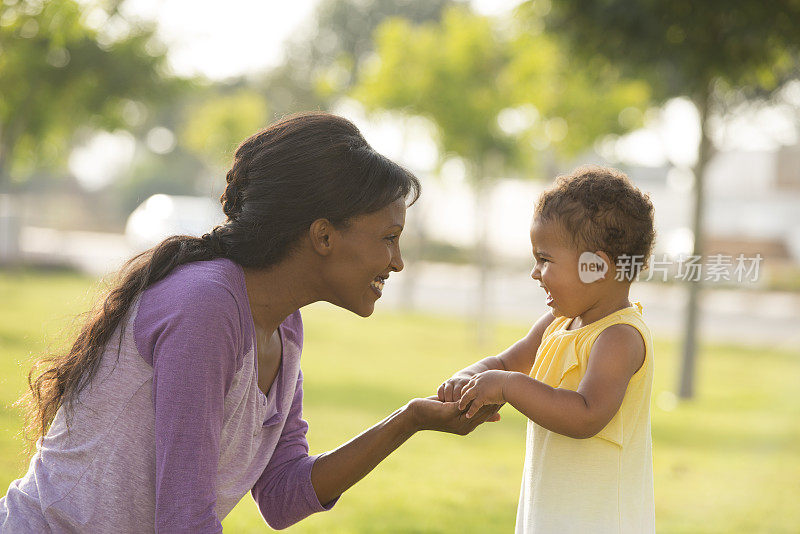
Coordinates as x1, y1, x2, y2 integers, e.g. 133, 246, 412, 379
117, 0, 320, 80
112, 0, 523, 80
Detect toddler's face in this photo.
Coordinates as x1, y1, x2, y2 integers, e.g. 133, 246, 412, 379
529, 218, 598, 318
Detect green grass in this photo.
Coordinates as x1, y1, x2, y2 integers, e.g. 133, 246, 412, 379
1, 270, 798, 533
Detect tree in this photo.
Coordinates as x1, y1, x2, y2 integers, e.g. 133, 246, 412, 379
0, 0, 179, 189
180, 88, 269, 173
256, 0, 453, 119
533, 0, 800, 397
355, 6, 649, 342
0, 0, 182, 264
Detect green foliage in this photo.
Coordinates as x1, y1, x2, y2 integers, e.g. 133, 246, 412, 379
0, 0, 180, 187
504, 21, 651, 157
180, 89, 269, 171
354, 6, 650, 179
533, 0, 800, 101
355, 8, 515, 170
257, 0, 452, 119
1, 271, 798, 532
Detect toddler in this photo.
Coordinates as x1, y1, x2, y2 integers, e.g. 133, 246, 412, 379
439, 165, 656, 533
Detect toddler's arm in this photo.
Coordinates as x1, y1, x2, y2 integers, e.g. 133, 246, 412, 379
438, 312, 554, 402
458, 323, 645, 439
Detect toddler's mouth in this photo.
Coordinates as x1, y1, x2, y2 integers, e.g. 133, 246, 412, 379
540, 285, 554, 306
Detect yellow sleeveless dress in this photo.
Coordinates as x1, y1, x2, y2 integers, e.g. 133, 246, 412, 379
515, 302, 655, 534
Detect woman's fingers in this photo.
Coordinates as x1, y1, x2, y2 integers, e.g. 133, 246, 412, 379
465, 396, 484, 418
437, 382, 446, 402
460, 403, 500, 431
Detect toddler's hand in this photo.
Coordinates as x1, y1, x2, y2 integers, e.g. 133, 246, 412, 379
437, 375, 473, 403
458, 370, 510, 418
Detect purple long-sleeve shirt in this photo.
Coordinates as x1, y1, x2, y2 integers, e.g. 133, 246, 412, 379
0, 258, 336, 532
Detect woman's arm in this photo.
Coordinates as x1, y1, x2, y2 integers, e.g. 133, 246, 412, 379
310, 398, 501, 506
251, 370, 333, 530
137, 280, 241, 533
251, 377, 500, 530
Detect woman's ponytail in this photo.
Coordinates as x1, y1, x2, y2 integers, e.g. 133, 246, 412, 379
18, 234, 224, 451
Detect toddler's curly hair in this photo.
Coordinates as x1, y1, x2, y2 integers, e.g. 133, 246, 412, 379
535, 165, 656, 280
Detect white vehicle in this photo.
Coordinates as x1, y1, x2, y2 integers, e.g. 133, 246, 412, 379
125, 194, 226, 252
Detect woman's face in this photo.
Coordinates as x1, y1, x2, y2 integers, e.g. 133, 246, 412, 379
324, 198, 406, 317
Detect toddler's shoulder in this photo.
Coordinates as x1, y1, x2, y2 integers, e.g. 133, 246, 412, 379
590, 323, 646, 375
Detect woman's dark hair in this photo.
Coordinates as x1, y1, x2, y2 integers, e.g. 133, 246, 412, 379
18, 112, 420, 450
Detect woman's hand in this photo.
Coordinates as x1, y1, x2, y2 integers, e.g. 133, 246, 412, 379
458, 370, 511, 419
437, 375, 473, 402
408, 396, 501, 435
309, 396, 502, 507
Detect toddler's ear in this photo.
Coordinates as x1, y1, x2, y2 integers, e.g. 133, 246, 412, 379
595, 251, 613, 280
578, 251, 609, 284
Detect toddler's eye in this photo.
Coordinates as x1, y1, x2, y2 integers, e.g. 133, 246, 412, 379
385, 235, 398, 243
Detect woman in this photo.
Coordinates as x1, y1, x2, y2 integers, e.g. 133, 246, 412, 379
0, 112, 500, 533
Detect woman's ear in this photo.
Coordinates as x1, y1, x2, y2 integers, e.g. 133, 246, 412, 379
309, 218, 334, 256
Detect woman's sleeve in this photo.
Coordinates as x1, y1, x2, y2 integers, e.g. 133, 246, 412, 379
251, 369, 338, 530
135, 280, 241, 533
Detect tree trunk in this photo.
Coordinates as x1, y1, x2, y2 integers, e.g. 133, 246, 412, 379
474, 166, 492, 346
678, 87, 713, 399
0, 138, 8, 194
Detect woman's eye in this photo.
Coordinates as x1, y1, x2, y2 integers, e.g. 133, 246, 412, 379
385, 235, 398, 243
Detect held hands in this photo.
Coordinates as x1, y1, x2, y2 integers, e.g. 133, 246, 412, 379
433, 369, 509, 427
409, 396, 501, 435
457, 370, 511, 419
437, 374, 473, 403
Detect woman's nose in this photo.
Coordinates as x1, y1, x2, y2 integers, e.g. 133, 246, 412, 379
391, 248, 404, 272
530, 266, 540, 280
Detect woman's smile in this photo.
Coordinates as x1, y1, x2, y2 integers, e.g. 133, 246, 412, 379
370, 276, 386, 297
